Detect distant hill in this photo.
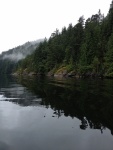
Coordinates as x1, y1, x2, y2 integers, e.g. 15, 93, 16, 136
0, 39, 43, 62
0, 39, 43, 74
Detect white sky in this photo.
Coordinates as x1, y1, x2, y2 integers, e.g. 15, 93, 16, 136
0, 0, 112, 53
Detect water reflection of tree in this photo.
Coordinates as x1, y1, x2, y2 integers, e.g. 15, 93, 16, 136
80, 117, 106, 134
80, 117, 88, 130
17, 77, 113, 135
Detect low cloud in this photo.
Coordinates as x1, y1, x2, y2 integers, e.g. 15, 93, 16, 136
3, 53, 25, 62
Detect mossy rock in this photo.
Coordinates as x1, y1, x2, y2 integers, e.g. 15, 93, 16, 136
55, 67, 68, 77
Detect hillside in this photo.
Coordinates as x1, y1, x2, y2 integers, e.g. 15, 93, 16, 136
0, 39, 43, 61
16, 1, 113, 78
0, 39, 43, 74
1, 1, 113, 78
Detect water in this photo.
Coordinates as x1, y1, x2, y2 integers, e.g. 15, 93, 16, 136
0, 75, 113, 150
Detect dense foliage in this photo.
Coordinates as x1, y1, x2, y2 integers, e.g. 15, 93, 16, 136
1, 1, 113, 77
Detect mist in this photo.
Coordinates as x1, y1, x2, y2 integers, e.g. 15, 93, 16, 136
3, 53, 25, 62
0, 39, 43, 62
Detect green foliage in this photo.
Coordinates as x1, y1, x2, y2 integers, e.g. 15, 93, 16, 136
78, 65, 92, 74
1, 1, 113, 78
92, 56, 100, 73
106, 32, 113, 62
104, 62, 113, 77
66, 64, 75, 72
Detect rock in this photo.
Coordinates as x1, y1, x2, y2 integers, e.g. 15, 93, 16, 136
12, 72, 18, 76
28, 72, 37, 76
67, 71, 76, 77
47, 71, 54, 76
54, 69, 68, 77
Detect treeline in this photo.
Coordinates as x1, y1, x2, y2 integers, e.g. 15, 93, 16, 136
2, 1, 113, 77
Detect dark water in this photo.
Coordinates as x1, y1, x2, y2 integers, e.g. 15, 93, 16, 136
0, 75, 113, 150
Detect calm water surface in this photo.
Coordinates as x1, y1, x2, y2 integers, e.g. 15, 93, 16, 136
0, 75, 113, 150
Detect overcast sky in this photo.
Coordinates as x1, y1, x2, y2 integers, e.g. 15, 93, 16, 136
0, 0, 112, 53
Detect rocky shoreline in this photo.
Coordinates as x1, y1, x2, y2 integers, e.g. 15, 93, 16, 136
12, 68, 113, 79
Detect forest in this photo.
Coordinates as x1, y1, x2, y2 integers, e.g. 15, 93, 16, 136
1, 1, 113, 78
